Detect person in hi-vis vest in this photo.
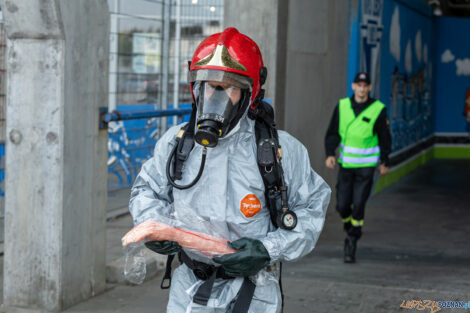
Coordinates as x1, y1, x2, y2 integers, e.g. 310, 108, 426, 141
324, 72, 391, 263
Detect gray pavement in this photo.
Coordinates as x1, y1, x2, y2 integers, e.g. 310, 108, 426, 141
4, 159, 470, 312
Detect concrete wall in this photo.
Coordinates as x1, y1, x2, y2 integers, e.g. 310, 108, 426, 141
1, 0, 108, 311
284, 0, 350, 183
60, 0, 109, 308
225, 0, 352, 188
0, 23, 6, 143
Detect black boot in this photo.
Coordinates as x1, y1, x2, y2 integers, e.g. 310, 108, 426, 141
343, 236, 357, 263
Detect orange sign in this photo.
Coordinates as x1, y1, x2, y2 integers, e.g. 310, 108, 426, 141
240, 194, 262, 218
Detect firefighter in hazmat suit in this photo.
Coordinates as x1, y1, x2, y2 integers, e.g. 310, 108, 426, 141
129, 27, 331, 313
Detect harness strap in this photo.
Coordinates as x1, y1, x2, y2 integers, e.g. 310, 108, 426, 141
180, 250, 232, 306
179, 251, 256, 313
231, 277, 256, 313
173, 106, 197, 180
193, 271, 217, 306
253, 101, 284, 228
279, 262, 284, 313
161, 254, 175, 289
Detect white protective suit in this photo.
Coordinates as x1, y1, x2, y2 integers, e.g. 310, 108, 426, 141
129, 113, 331, 313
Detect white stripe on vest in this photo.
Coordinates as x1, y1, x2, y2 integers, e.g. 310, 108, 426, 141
340, 154, 380, 164
340, 144, 380, 155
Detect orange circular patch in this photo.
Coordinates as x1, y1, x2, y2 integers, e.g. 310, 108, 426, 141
240, 194, 262, 218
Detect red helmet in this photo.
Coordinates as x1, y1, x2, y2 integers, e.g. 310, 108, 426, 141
188, 27, 264, 107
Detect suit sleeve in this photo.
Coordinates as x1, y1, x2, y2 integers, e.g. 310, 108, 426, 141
373, 108, 392, 166
261, 134, 331, 262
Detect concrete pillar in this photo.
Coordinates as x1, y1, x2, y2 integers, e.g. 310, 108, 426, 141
1, 0, 109, 312
0, 22, 6, 142
283, 0, 350, 182
225, 0, 351, 186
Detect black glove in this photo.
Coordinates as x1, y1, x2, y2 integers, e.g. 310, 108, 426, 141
145, 241, 181, 255
212, 237, 270, 277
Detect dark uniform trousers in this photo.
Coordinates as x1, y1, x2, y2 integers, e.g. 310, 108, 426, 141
336, 165, 376, 239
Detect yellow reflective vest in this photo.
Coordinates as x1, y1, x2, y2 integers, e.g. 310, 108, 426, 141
338, 97, 385, 168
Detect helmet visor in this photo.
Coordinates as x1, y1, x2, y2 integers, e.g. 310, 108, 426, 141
188, 69, 252, 90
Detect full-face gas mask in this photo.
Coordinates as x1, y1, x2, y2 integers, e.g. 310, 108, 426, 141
192, 81, 250, 147
189, 69, 252, 148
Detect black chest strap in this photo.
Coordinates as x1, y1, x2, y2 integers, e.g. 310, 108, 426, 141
172, 106, 197, 181
251, 101, 288, 229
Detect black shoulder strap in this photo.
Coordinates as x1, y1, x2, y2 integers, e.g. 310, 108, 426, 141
172, 106, 197, 180
251, 101, 284, 228
161, 254, 175, 289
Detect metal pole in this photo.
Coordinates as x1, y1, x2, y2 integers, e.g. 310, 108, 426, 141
172, 0, 181, 126
109, 0, 119, 112
103, 108, 192, 125
160, 0, 171, 133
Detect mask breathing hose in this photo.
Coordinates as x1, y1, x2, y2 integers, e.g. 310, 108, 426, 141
166, 143, 207, 190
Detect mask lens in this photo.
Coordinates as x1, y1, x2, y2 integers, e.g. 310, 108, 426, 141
197, 82, 241, 120
203, 83, 241, 103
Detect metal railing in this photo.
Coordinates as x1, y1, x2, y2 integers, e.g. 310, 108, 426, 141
105, 105, 191, 190
101, 107, 192, 126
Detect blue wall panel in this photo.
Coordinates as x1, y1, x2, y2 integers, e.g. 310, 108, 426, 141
435, 17, 470, 133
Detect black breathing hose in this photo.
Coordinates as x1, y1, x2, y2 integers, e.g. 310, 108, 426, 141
166, 144, 207, 190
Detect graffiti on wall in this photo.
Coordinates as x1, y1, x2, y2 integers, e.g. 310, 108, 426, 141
359, 0, 432, 150
107, 117, 160, 189
357, 0, 434, 152
387, 5, 433, 151
107, 104, 191, 190
389, 65, 432, 150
